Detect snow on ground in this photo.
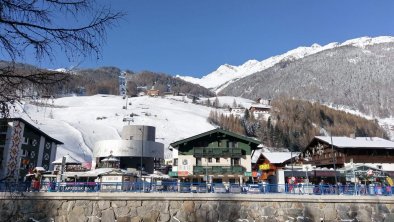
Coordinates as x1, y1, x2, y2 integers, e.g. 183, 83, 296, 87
12, 95, 393, 165
198, 96, 256, 109
14, 95, 224, 162
379, 117, 394, 140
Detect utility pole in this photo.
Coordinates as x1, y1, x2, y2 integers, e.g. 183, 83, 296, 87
330, 133, 338, 187
351, 158, 357, 196
291, 150, 294, 178
205, 158, 208, 192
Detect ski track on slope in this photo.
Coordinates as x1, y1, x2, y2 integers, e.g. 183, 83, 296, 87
60, 120, 92, 162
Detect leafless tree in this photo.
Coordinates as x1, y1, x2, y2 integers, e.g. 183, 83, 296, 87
0, 0, 124, 117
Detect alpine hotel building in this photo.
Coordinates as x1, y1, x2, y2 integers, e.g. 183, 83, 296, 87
170, 128, 260, 184
0, 118, 63, 181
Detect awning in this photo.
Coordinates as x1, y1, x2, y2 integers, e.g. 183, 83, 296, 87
34, 167, 46, 172
101, 157, 120, 162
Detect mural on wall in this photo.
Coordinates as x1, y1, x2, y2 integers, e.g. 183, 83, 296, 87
7, 121, 23, 180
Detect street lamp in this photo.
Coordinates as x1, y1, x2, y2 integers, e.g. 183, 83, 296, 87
205, 158, 208, 192
290, 149, 294, 178
140, 127, 144, 192
305, 165, 309, 185
305, 165, 309, 194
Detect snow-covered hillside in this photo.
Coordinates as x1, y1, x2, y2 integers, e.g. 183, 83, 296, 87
178, 36, 394, 93
15, 95, 256, 163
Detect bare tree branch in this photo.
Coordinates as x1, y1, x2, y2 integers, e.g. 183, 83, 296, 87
0, 0, 124, 117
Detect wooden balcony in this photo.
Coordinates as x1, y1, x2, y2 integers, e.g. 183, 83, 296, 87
192, 165, 245, 175
309, 154, 394, 166
193, 147, 242, 157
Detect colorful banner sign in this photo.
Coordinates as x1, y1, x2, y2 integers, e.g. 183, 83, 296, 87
259, 164, 270, 170
168, 171, 178, 177
387, 177, 393, 186
244, 172, 252, 177
178, 171, 189, 177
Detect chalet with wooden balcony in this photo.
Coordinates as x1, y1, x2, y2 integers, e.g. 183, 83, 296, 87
169, 128, 261, 184
302, 136, 394, 169
252, 151, 297, 184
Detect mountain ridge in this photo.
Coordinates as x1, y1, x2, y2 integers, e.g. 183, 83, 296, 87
220, 41, 394, 118
177, 36, 394, 93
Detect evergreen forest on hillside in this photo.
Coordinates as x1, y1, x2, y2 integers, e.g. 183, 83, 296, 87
208, 97, 388, 151
0, 62, 215, 98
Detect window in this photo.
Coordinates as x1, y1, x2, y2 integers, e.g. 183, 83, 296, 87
196, 158, 202, 166
21, 149, 29, 157
208, 158, 212, 163
215, 157, 220, 163
22, 137, 29, 145
0, 134, 7, 146
232, 158, 240, 165
173, 158, 178, 166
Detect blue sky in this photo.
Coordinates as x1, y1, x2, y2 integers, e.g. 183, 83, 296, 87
6, 0, 394, 77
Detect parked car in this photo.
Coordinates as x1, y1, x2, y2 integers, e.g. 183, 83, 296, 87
229, 184, 242, 194
247, 184, 260, 194
179, 184, 191, 193
213, 183, 227, 193
196, 184, 208, 193
191, 184, 208, 193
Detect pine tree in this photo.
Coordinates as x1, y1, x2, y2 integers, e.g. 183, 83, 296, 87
232, 99, 237, 108
206, 98, 211, 107
214, 97, 220, 108
244, 109, 250, 120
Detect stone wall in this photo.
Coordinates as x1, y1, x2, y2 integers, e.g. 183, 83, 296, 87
0, 192, 394, 222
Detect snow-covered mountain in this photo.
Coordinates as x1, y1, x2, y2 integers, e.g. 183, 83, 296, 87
15, 95, 256, 163
178, 36, 394, 93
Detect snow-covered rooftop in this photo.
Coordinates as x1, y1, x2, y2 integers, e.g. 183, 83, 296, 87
315, 136, 394, 149
261, 152, 299, 164
252, 149, 299, 164
52, 154, 81, 164
63, 168, 134, 178
249, 104, 271, 109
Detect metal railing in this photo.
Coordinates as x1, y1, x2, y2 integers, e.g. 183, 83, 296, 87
0, 182, 392, 196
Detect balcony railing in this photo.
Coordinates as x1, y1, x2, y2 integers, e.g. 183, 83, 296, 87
193, 165, 245, 175
193, 147, 242, 157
